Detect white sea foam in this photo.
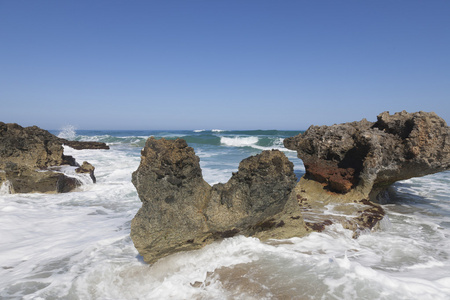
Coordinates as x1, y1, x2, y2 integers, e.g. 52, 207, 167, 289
220, 136, 259, 147
49, 164, 95, 187
220, 136, 298, 154
201, 166, 235, 185
1, 132, 450, 299
250, 137, 289, 152
0, 180, 12, 195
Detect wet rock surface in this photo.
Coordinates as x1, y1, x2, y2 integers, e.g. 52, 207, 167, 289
0, 122, 102, 193
131, 137, 306, 264
76, 161, 96, 183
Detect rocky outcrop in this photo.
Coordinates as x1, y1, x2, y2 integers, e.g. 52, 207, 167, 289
131, 137, 307, 264
284, 111, 450, 199
0, 122, 103, 193
60, 140, 110, 150
131, 111, 450, 263
76, 161, 96, 183
284, 111, 449, 236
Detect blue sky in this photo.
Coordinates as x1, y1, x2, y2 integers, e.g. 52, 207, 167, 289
1, 1, 449, 130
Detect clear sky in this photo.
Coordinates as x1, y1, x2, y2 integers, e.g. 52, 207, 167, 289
1, 1, 449, 130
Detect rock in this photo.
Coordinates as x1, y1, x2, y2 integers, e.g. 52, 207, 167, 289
60, 140, 109, 150
0, 122, 66, 168
284, 111, 450, 198
131, 138, 212, 263
284, 111, 450, 236
131, 137, 306, 264
3, 168, 80, 193
291, 177, 386, 239
205, 150, 304, 239
62, 155, 79, 167
76, 161, 96, 183
0, 122, 98, 193
131, 111, 450, 264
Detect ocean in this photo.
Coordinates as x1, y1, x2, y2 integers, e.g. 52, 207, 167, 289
1, 128, 449, 299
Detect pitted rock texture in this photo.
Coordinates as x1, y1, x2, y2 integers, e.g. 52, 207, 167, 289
0, 123, 66, 169
0, 122, 100, 193
284, 111, 450, 198
131, 137, 306, 264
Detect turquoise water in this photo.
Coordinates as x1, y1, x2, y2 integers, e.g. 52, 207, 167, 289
62, 128, 306, 184
0, 128, 449, 299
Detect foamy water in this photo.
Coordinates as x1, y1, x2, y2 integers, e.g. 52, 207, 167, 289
1, 130, 449, 299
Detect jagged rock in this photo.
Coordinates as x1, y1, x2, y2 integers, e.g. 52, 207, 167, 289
206, 149, 306, 241
284, 111, 450, 198
76, 161, 96, 183
284, 111, 450, 235
0, 122, 99, 193
131, 138, 212, 263
0, 123, 66, 168
131, 137, 306, 264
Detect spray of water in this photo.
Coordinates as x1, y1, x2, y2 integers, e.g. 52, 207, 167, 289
57, 125, 77, 140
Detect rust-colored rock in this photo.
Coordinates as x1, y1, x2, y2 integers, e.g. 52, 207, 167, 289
282, 111, 449, 237
284, 111, 450, 199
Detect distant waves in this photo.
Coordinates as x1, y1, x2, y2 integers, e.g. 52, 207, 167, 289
51, 129, 303, 151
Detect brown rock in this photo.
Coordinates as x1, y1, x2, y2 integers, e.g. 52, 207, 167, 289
0, 122, 65, 169
0, 122, 99, 193
283, 111, 450, 235
130, 137, 305, 264
60, 140, 109, 150
130, 111, 450, 264
284, 111, 450, 198
76, 161, 96, 183
130, 137, 213, 264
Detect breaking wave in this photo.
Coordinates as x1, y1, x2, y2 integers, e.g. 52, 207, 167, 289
57, 125, 77, 140
220, 136, 259, 147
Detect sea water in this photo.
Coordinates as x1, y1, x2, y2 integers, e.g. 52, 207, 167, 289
1, 129, 449, 299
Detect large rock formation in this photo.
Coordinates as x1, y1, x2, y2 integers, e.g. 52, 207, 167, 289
131, 137, 307, 264
0, 122, 107, 193
284, 111, 450, 199
131, 111, 450, 263
283, 111, 449, 236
